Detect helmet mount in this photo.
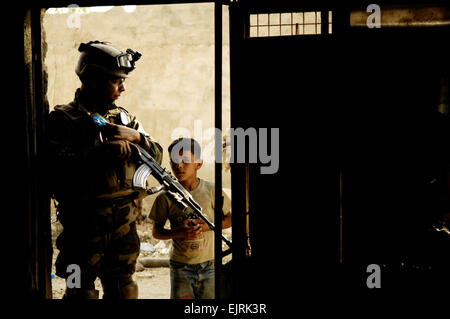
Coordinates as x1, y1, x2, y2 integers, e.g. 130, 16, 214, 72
76, 41, 142, 80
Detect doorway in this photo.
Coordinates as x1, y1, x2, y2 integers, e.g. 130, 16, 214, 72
43, 2, 231, 299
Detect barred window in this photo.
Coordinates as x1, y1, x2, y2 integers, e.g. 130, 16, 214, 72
249, 11, 332, 38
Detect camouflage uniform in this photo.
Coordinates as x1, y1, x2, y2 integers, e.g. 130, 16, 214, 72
48, 88, 162, 299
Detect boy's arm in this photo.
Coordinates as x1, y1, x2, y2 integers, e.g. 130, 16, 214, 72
196, 211, 232, 232
197, 187, 233, 232
152, 222, 180, 240
222, 212, 232, 229
152, 220, 202, 240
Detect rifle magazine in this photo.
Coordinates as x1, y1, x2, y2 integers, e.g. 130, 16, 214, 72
132, 164, 152, 190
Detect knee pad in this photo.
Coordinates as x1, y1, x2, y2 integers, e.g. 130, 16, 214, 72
121, 280, 139, 299
102, 277, 138, 299
63, 288, 99, 299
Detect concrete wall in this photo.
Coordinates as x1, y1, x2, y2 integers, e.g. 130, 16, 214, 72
44, 4, 231, 211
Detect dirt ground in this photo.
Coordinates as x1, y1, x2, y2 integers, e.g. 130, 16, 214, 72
51, 263, 170, 299
51, 220, 171, 299
51, 215, 231, 299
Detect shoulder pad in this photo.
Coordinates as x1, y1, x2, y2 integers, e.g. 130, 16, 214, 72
53, 102, 84, 121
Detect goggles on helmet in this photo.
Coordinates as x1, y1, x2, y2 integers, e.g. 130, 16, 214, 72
78, 41, 142, 74
116, 49, 142, 72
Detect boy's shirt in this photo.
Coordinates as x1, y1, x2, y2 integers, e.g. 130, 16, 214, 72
150, 179, 231, 264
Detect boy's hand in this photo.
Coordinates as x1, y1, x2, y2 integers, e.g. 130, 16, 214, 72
192, 219, 210, 232
181, 219, 202, 240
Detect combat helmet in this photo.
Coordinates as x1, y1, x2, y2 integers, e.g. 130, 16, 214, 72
75, 40, 142, 81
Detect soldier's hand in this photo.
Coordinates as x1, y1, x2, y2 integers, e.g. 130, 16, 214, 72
105, 140, 134, 161
106, 122, 141, 144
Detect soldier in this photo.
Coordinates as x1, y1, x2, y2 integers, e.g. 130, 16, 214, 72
47, 41, 163, 299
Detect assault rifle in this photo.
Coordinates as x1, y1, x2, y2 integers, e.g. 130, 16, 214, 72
92, 114, 232, 249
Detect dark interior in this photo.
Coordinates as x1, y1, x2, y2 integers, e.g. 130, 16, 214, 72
10, 0, 450, 305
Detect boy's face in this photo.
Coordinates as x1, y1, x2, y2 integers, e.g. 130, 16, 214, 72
170, 150, 203, 182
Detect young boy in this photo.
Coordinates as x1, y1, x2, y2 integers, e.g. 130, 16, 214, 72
149, 137, 232, 299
